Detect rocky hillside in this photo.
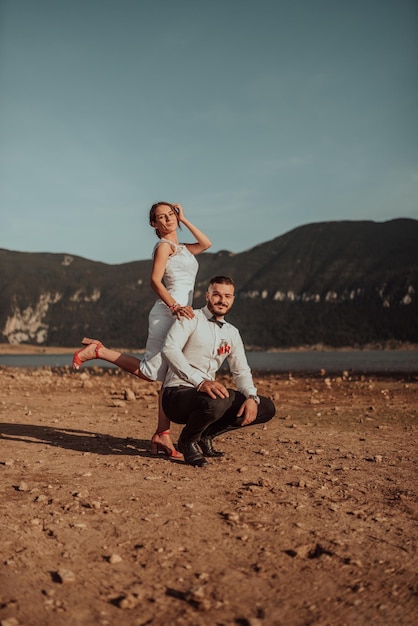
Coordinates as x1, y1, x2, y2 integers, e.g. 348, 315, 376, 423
1, 218, 417, 348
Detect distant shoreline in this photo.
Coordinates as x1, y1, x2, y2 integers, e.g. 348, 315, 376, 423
0, 341, 417, 356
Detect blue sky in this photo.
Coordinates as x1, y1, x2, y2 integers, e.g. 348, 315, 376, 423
1, 0, 417, 264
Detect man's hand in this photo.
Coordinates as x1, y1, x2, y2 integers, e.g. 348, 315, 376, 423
236, 398, 258, 426
198, 380, 229, 400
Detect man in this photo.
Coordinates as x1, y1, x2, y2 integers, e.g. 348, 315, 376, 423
161, 276, 276, 467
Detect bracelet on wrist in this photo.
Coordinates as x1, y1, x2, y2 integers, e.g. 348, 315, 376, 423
168, 302, 180, 314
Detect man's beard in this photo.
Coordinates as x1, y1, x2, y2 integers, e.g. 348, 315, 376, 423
207, 300, 231, 317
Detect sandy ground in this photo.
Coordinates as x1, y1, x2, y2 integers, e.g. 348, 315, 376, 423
0, 360, 417, 626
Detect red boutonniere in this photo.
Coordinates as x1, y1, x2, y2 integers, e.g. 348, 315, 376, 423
218, 340, 231, 355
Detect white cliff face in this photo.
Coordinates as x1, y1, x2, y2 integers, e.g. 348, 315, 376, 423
3, 292, 62, 344
69, 289, 101, 302
61, 255, 74, 266
243, 284, 416, 307
401, 285, 415, 305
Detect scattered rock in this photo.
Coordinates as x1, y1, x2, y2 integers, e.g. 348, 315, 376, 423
111, 400, 126, 408
114, 584, 145, 609
1, 618, 20, 626
124, 389, 136, 401
117, 593, 140, 609
109, 553, 123, 564
56, 568, 76, 584
222, 511, 240, 523
1, 367, 416, 625
34, 494, 48, 503
15, 481, 29, 492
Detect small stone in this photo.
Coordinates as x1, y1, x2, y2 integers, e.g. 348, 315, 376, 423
111, 400, 126, 408
73, 489, 89, 499
117, 590, 144, 609
56, 568, 76, 584
1, 618, 20, 626
35, 494, 48, 503
109, 554, 123, 564
118, 594, 137, 610
17, 482, 29, 491
186, 585, 205, 602
124, 389, 136, 401
42, 589, 56, 598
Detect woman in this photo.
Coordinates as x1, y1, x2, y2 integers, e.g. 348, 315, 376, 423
72, 202, 211, 458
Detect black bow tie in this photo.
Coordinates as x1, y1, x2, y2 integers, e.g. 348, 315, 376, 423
209, 316, 224, 328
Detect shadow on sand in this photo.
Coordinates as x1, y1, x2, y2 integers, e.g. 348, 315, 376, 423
0, 422, 174, 458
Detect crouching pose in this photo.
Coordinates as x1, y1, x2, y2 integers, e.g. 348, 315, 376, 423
161, 276, 276, 467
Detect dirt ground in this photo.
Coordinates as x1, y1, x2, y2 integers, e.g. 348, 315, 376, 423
0, 358, 417, 626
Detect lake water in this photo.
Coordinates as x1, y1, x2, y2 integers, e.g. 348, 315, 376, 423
0, 350, 417, 375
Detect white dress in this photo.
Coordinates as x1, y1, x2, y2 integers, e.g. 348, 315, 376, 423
139, 239, 199, 382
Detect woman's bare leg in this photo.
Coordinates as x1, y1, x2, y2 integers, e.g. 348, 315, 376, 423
157, 388, 171, 431
73, 339, 152, 380
74, 339, 182, 457
150, 388, 183, 458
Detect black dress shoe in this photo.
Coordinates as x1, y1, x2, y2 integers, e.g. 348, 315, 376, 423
178, 437, 209, 467
197, 436, 225, 458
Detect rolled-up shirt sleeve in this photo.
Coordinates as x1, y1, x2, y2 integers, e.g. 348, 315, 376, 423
227, 327, 258, 397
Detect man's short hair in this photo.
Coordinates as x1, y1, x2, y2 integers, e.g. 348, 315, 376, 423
209, 276, 235, 287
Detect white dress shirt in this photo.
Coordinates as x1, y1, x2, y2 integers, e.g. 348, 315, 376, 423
162, 306, 258, 397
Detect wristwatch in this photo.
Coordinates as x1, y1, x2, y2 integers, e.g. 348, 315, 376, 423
248, 394, 260, 405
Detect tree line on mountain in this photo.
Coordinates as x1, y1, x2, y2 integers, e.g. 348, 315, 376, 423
1, 218, 417, 348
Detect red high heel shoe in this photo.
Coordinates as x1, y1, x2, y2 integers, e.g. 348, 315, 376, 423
72, 338, 103, 370
150, 430, 183, 459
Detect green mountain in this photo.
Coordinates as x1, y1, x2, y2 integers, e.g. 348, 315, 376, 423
1, 218, 417, 348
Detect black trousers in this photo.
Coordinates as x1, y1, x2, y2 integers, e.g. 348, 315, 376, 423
162, 386, 276, 442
